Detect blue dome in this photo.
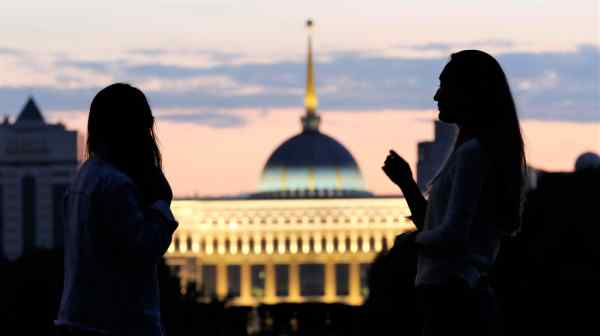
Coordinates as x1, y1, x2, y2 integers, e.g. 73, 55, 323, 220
255, 129, 370, 198
266, 131, 358, 168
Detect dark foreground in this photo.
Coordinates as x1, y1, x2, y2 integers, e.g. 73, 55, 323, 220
1, 168, 598, 335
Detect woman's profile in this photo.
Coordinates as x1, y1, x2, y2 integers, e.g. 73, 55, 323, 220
55, 83, 178, 335
383, 50, 527, 336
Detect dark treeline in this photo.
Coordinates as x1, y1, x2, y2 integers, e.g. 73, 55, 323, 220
1, 167, 598, 335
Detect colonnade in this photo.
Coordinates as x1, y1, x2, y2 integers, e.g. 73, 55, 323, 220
172, 254, 371, 306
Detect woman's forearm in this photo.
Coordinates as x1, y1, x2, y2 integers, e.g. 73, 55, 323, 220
398, 178, 427, 230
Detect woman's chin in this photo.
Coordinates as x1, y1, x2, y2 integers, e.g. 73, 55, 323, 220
438, 112, 455, 123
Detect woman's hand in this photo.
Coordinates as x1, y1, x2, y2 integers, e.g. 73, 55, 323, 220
382, 150, 414, 188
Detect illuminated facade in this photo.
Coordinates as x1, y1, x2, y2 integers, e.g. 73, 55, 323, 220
166, 21, 413, 306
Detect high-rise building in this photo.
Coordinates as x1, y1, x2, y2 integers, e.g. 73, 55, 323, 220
416, 120, 457, 191
0, 98, 78, 260
166, 21, 413, 306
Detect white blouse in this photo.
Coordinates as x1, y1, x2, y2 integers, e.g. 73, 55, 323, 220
415, 138, 502, 288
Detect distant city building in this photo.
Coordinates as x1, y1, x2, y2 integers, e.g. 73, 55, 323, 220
0, 98, 78, 260
416, 120, 457, 191
166, 21, 413, 306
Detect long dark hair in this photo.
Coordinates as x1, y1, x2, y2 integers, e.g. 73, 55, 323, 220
86, 83, 162, 202
445, 50, 527, 237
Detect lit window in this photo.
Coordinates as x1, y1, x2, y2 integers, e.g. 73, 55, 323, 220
251, 265, 266, 298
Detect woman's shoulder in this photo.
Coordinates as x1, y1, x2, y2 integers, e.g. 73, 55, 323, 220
455, 138, 490, 162
456, 138, 483, 155
83, 158, 136, 193
453, 138, 494, 173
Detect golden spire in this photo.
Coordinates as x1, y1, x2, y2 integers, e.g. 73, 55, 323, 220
304, 19, 318, 113
302, 19, 321, 131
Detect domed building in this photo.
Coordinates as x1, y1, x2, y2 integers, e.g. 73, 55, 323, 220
257, 129, 369, 198
255, 31, 369, 198
166, 21, 412, 306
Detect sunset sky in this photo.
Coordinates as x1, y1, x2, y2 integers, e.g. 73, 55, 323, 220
2, 1, 599, 196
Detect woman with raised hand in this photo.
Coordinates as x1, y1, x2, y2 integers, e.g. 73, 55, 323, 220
55, 83, 178, 336
383, 50, 527, 336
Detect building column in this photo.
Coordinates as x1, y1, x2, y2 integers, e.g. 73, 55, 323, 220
240, 262, 252, 305
216, 263, 227, 300
179, 261, 189, 294
324, 260, 336, 302
264, 262, 276, 304
289, 261, 301, 302
348, 261, 361, 305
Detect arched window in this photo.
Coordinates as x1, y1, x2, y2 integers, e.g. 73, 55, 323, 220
174, 237, 181, 252
308, 237, 315, 253
186, 236, 193, 252
260, 238, 267, 252
381, 236, 389, 251
369, 237, 376, 252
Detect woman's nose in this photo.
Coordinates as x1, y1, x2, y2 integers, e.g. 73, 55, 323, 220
433, 88, 440, 101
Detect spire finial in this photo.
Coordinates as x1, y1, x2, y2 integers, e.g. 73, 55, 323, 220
302, 19, 321, 132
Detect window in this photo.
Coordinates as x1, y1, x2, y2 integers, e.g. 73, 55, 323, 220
186, 237, 193, 251
201, 265, 217, 298
275, 264, 289, 297
52, 184, 68, 249
260, 238, 267, 252
227, 265, 241, 298
345, 237, 352, 251
251, 265, 265, 298
335, 264, 350, 296
360, 263, 371, 298
174, 237, 181, 252
300, 263, 324, 297
22, 176, 36, 255
285, 238, 291, 252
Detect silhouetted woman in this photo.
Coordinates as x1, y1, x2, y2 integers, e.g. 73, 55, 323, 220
383, 50, 527, 336
55, 83, 178, 335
